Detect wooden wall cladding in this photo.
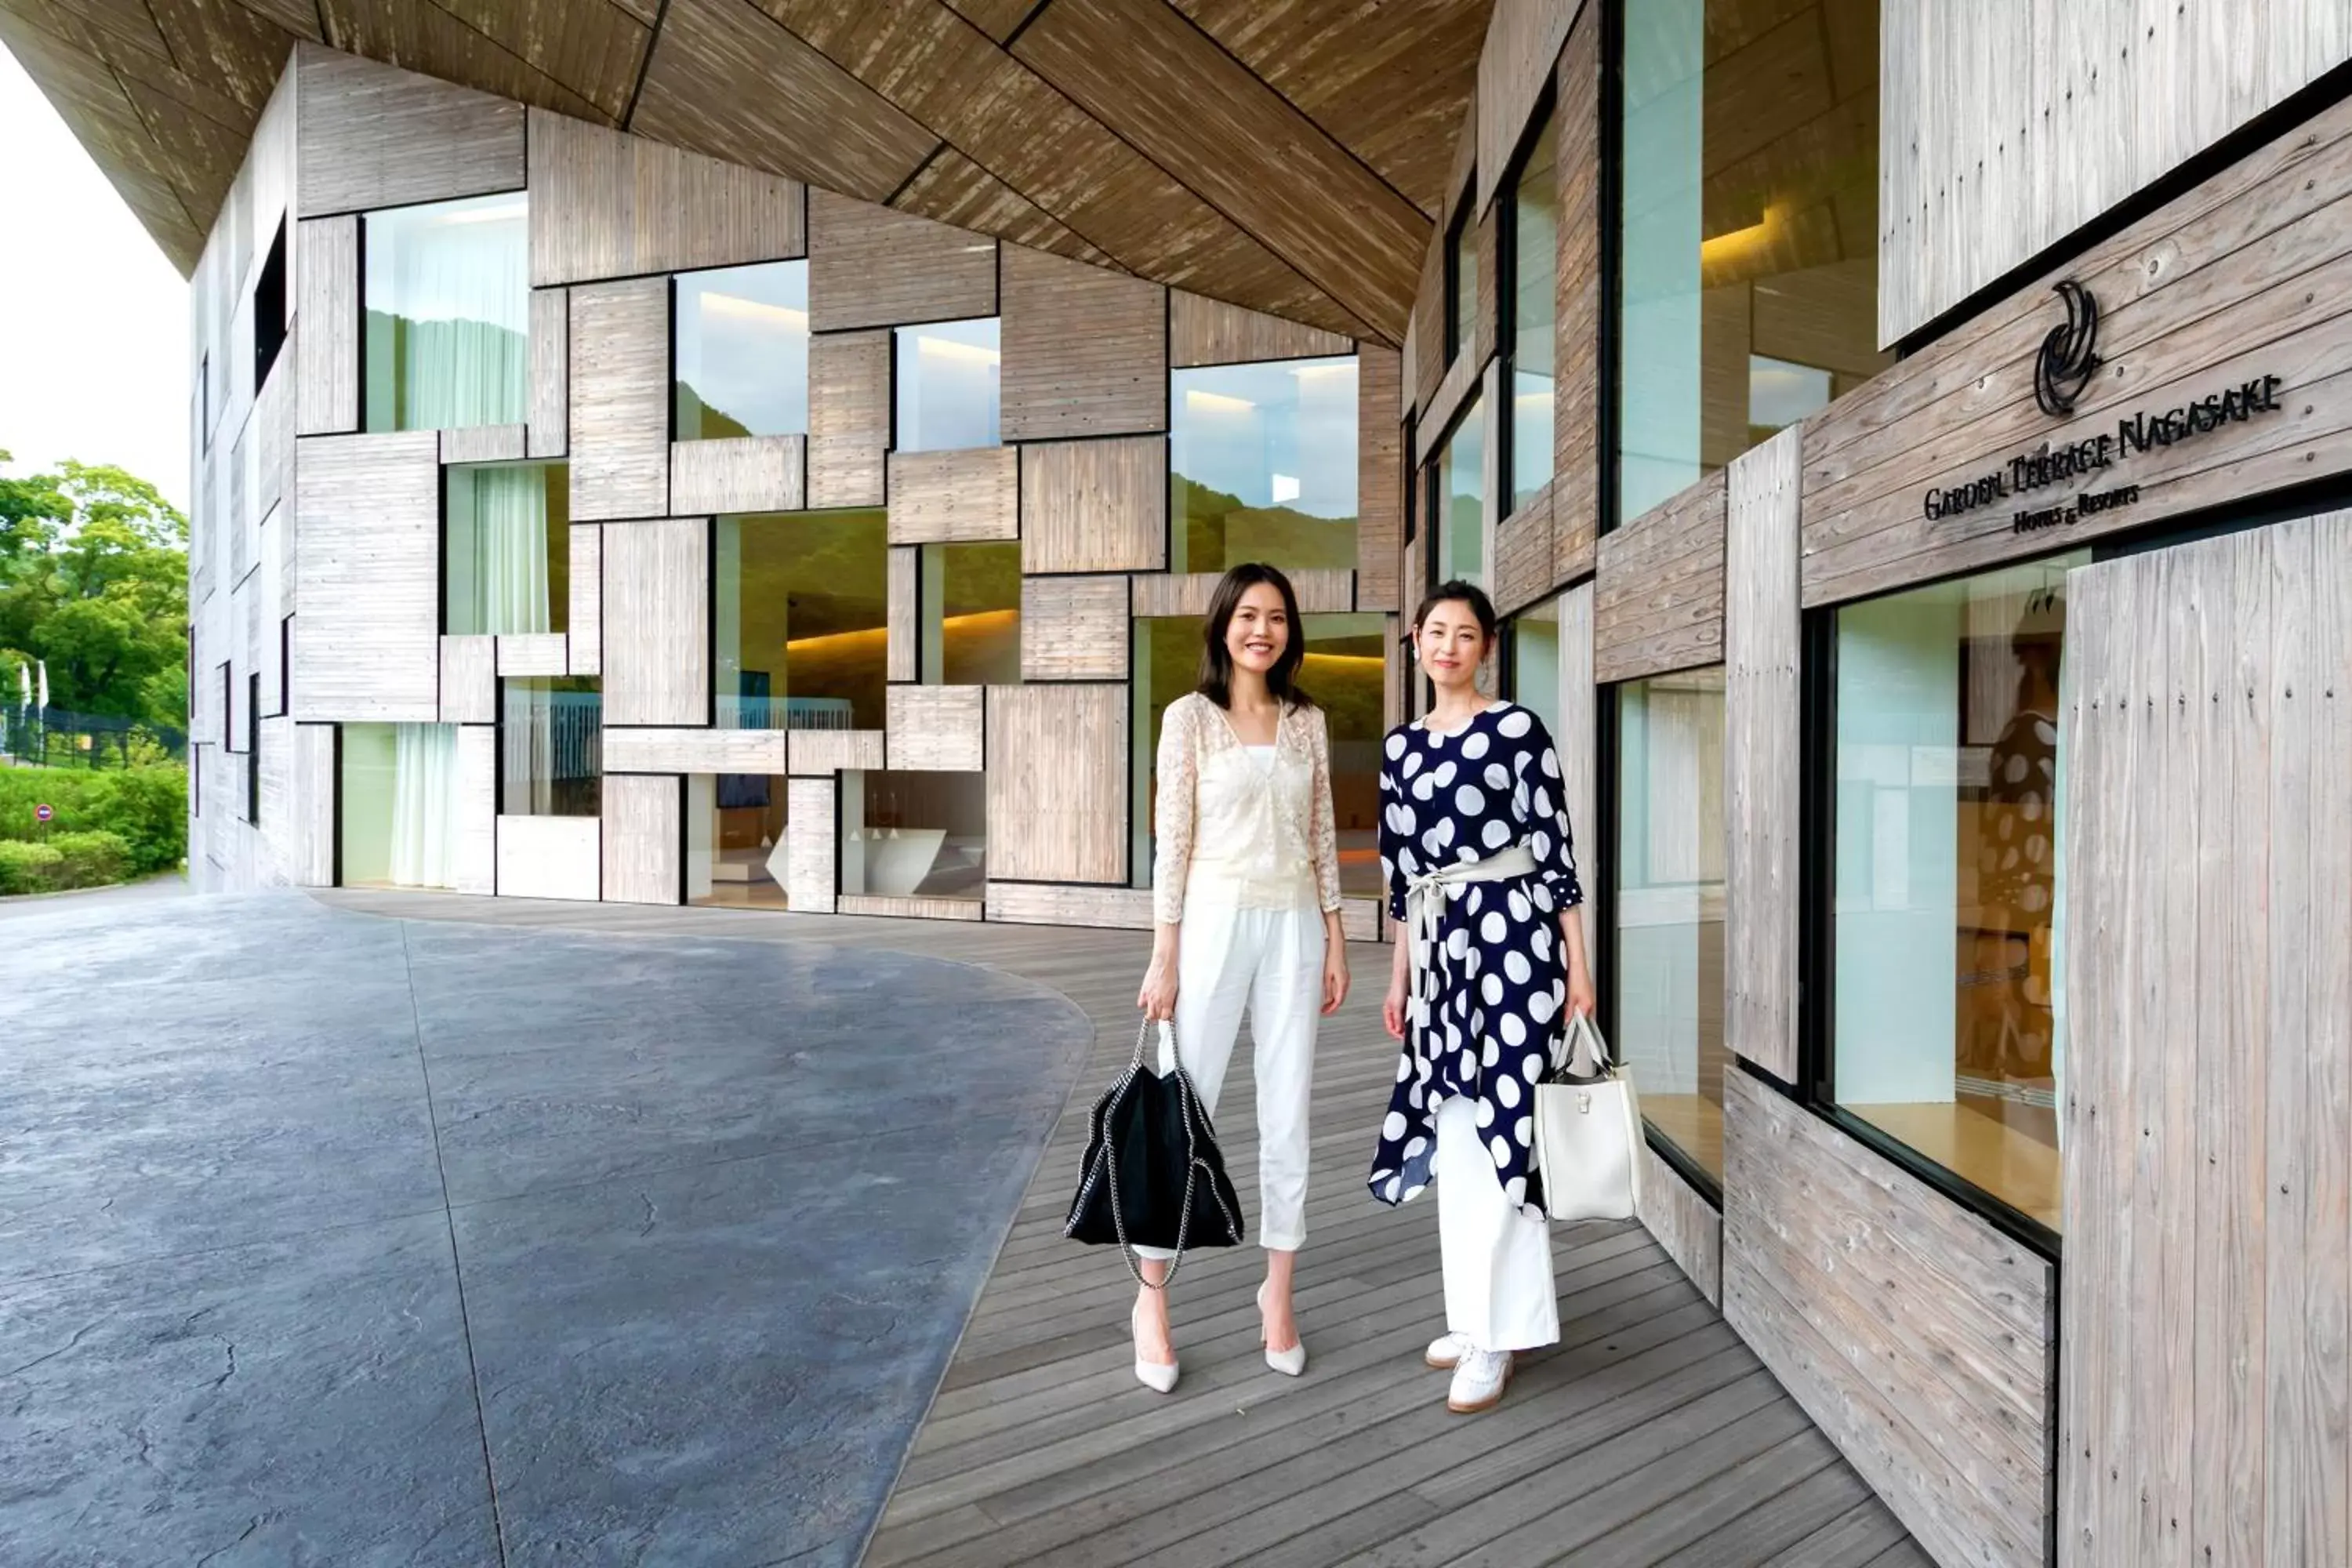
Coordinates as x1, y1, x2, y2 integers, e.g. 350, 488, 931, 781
1722, 430, 1802, 1084
495, 814, 602, 901
441, 425, 526, 466
807, 188, 995, 332
601, 772, 682, 906
786, 728, 886, 776
567, 278, 670, 521
985, 684, 1126, 883
1492, 482, 1557, 619
1808, 85, 2352, 607
1593, 472, 1727, 684
1000, 245, 1167, 440
808, 329, 889, 508
292, 431, 440, 722
1168, 289, 1352, 368
601, 518, 709, 726
1356, 345, 1404, 612
887, 546, 918, 682
526, 107, 805, 287
290, 722, 336, 887
1019, 437, 1167, 574
604, 727, 790, 775
887, 448, 1019, 543
439, 635, 496, 724
568, 524, 601, 676
2060, 514, 2352, 1568
295, 215, 358, 436
1472, 205, 1498, 371
1552, 2, 1603, 584
669, 435, 806, 514
1131, 568, 1354, 618
1416, 351, 1478, 467
985, 880, 1154, 931
887, 685, 985, 772
837, 893, 984, 922
495, 633, 569, 677
784, 777, 837, 913
1021, 575, 1128, 681
294, 45, 523, 217
528, 287, 568, 459
455, 724, 495, 897
1556, 582, 1596, 956
1722, 1072, 2056, 1568
1636, 1143, 1722, 1308
1475, 0, 1578, 212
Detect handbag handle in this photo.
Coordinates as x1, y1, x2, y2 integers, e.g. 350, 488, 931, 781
1548, 1011, 1617, 1084
1108, 1018, 1207, 1290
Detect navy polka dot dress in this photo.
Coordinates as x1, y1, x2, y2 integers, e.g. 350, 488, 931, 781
1367, 702, 1584, 1221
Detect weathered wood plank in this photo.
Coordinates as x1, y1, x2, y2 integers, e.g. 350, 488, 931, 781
1020, 437, 1167, 575
601, 517, 707, 726
887, 685, 984, 773
600, 771, 681, 906
985, 684, 1125, 883
1593, 472, 1727, 684
1020, 575, 1127, 681
1000, 243, 1167, 441
1168, 289, 1352, 368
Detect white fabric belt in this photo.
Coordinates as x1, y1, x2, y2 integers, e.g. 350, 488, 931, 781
1403, 844, 1540, 1043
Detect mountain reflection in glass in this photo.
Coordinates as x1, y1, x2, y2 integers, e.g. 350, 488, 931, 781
1169, 356, 1359, 575
674, 261, 809, 441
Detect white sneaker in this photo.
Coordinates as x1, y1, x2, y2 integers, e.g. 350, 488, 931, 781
1425, 1331, 1471, 1370
1447, 1348, 1513, 1413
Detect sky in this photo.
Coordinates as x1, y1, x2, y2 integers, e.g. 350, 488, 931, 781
0, 43, 191, 511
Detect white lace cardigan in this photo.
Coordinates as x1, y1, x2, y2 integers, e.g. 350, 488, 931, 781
1150, 692, 1345, 926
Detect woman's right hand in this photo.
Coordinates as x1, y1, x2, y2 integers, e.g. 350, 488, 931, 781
1381, 975, 1408, 1040
1138, 952, 1178, 1022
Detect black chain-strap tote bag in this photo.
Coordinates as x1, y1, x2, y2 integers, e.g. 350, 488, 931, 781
1064, 1019, 1244, 1285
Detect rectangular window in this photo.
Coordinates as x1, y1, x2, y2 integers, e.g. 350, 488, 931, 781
364, 192, 528, 433
674, 260, 808, 441
920, 541, 1021, 685
341, 721, 464, 887
1615, 667, 1728, 1181
715, 510, 887, 731
1443, 201, 1475, 364
278, 615, 292, 716
1432, 397, 1485, 589
253, 217, 289, 391
1828, 554, 2080, 1232
685, 772, 788, 909
1614, 0, 1885, 524
445, 463, 569, 636
246, 673, 260, 825
1170, 356, 1359, 576
499, 677, 601, 817
1507, 113, 1557, 514
1505, 593, 1562, 736
840, 770, 987, 904
894, 318, 1000, 452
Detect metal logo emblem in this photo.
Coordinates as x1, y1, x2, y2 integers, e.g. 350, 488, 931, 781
1577, 1091, 1592, 1115
2034, 279, 2101, 418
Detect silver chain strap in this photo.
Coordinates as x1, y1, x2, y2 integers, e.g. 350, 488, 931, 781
1066, 1018, 1221, 1290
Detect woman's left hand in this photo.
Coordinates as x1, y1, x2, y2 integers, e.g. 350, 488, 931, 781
1566, 963, 1598, 1022
1321, 942, 1350, 1016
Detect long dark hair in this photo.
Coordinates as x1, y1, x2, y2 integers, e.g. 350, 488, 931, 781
1196, 563, 1314, 710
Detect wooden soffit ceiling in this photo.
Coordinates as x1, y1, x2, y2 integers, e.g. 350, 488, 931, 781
0, 0, 1493, 343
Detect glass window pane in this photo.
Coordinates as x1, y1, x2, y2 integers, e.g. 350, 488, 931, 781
716, 510, 888, 731
685, 771, 788, 909
1435, 397, 1485, 588
920, 541, 1021, 685
1615, 667, 1727, 1181
1171, 356, 1359, 575
841, 770, 987, 902
1511, 115, 1558, 512
499, 677, 601, 816
1615, 0, 1884, 523
674, 261, 808, 441
445, 463, 568, 636
364, 192, 528, 432
1506, 594, 1563, 736
895, 318, 1000, 452
1832, 555, 2081, 1231
1449, 211, 1476, 361
339, 722, 463, 888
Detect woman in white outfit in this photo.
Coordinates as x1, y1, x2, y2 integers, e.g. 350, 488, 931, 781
1132, 562, 1350, 1393
1370, 581, 1597, 1414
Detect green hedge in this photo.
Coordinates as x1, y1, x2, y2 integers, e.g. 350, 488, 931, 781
0, 830, 135, 895
0, 764, 187, 877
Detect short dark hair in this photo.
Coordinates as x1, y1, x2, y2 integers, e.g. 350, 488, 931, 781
1197, 563, 1314, 709
1412, 579, 1498, 641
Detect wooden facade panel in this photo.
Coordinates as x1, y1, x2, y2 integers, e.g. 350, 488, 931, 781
1000, 244, 1167, 440
1492, 482, 1556, 619
834, 893, 985, 921
1019, 436, 1167, 574
984, 880, 1155, 931
454, 724, 495, 896
808, 187, 996, 332
601, 517, 708, 726
1552, 4, 1603, 583
290, 721, 336, 887
786, 728, 886, 777
495, 633, 569, 677
1722, 429, 1802, 1083
295, 215, 357, 436
887, 447, 1019, 543
1415, 350, 1477, 466
1356, 345, 1404, 612
1722, 1071, 2056, 1568
601, 772, 681, 906
985, 684, 1125, 883
440, 423, 525, 465
1168, 289, 1352, 367
567, 278, 670, 521
1021, 575, 1128, 681
604, 726, 789, 775
292, 431, 440, 721
887, 545, 918, 683
528, 286, 567, 459
1593, 473, 1728, 684
669, 435, 806, 515
568, 524, 601, 675
1131, 568, 1354, 619
1475, 0, 1577, 212
784, 777, 837, 913
808, 328, 890, 508
294, 45, 523, 216
526, 106, 804, 286
1557, 581, 1595, 955
887, 685, 985, 773
1636, 1142, 1722, 1308
439, 635, 495, 724
495, 813, 601, 901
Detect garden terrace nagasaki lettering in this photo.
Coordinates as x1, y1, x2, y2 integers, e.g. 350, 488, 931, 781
1920, 373, 2285, 522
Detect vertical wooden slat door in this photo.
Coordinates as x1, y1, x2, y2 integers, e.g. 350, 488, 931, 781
2060, 509, 2351, 1568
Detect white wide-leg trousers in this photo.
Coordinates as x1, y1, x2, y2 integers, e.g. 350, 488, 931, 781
1436, 1094, 1559, 1352
1132, 902, 1323, 1258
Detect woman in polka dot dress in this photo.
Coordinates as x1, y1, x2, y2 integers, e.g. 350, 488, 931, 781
1368, 580, 1596, 1414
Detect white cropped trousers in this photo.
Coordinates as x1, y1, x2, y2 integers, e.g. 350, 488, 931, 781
1436, 1094, 1559, 1352
1133, 902, 1323, 1258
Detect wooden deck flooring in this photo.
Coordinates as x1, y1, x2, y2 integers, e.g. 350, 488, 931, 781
318, 891, 1929, 1568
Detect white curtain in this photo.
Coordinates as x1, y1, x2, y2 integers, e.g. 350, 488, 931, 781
390, 723, 459, 888
502, 685, 556, 815
377, 199, 528, 429
460, 466, 550, 633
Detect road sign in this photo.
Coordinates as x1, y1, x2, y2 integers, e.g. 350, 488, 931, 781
34, 804, 52, 822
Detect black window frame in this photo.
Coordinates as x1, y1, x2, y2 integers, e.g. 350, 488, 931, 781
1441, 197, 1475, 367
252, 216, 289, 392
1496, 86, 1559, 524
1595, 0, 1626, 536
246, 672, 261, 825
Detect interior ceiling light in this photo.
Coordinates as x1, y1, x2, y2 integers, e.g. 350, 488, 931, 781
1287, 362, 1355, 379
1184, 388, 1256, 412
433, 201, 528, 226
916, 336, 1001, 365
701, 294, 808, 327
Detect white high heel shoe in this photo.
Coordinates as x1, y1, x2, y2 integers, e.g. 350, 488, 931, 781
1132, 1298, 1178, 1393
1258, 1282, 1306, 1377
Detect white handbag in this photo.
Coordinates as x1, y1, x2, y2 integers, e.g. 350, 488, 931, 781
1533, 1013, 1643, 1224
